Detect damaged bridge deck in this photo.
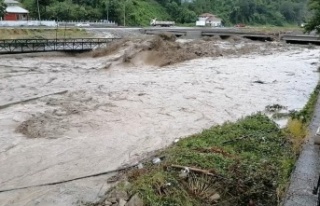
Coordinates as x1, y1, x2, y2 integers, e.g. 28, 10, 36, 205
0, 38, 119, 54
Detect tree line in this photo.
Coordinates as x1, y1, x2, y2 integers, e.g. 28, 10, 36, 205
0, 0, 310, 26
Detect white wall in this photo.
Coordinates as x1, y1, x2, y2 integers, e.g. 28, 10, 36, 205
196, 18, 222, 27
0, 20, 57, 27
196, 19, 206, 26
198, 17, 207, 21
208, 20, 221, 27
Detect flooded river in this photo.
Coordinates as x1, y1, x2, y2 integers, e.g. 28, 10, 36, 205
0, 44, 319, 205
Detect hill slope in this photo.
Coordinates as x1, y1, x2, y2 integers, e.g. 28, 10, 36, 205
21, 0, 308, 26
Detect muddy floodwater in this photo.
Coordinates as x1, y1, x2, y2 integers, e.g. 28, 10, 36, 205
0, 44, 319, 205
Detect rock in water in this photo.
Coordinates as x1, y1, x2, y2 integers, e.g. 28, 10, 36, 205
104, 200, 112, 205
119, 199, 127, 206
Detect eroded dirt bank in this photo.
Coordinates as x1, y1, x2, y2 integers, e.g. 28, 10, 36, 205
0, 39, 319, 206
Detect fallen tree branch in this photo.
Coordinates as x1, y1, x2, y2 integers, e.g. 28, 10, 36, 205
170, 164, 228, 180
171, 164, 215, 176
0, 90, 68, 110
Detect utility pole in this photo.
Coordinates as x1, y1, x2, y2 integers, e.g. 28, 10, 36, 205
123, 1, 126, 27
107, 0, 109, 21
56, 17, 58, 40
37, 0, 41, 22
64, 9, 69, 39
55, 17, 58, 50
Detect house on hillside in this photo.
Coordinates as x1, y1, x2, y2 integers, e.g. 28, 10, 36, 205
3, 0, 29, 21
196, 13, 222, 27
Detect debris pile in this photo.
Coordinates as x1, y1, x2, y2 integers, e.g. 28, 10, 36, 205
91, 33, 289, 68
15, 91, 103, 139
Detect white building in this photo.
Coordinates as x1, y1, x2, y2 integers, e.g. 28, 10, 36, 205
196, 13, 222, 27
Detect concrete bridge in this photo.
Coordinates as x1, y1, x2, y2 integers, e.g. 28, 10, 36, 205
0, 38, 119, 54
140, 28, 276, 41
281, 34, 320, 44
140, 27, 320, 44
0, 30, 319, 55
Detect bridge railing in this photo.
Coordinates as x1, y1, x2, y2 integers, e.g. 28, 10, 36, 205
0, 38, 120, 54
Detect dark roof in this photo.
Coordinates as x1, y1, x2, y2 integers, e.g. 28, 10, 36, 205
207, 16, 221, 21
199, 13, 221, 21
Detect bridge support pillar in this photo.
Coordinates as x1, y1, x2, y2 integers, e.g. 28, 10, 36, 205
186, 31, 202, 39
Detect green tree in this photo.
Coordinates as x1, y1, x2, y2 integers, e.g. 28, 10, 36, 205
19, 0, 310, 26
0, 0, 6, 18
280, 1, 296, 23
305, 0, 320, 33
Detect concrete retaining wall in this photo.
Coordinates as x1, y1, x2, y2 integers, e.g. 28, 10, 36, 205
0, 20, 57, 27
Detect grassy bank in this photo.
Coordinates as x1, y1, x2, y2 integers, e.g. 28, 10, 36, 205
0, 28, 90, 39
291, 83, 320, 125
286, 82, 320, 153
118, 82, 320, 206
118, 114, 296, 205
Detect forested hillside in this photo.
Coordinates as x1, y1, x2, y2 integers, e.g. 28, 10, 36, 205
20, 0, 308, 26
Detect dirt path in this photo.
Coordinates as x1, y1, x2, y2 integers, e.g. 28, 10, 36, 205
0, 43, 319, 205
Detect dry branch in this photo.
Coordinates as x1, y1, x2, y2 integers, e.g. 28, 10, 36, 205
170, 164, 228, 180
0, 90, 68, 110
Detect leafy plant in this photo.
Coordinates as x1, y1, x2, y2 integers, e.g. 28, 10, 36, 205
305, 0, 320, 33
0, 0, 6, 18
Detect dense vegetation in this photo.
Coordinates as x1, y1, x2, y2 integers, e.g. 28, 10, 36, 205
20, 0, 309, 26
121, 114, 296, 205
0, 0, 6, 17
305, 0, 320, 33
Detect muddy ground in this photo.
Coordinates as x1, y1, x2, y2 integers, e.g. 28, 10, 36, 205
0, 38, 319, 206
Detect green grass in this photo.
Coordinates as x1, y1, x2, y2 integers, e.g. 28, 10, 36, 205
124, 114, 296, 206
284, 82, 320, 153
242, 25, 304, 34
126, 0, 170, 26
291, 83, 320, 125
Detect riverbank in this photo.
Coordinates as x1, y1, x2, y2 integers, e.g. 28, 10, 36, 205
99, 114, 296, 206
283, 84, 320, 205
100, 84, 320, 206
84, 55, 320, 206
